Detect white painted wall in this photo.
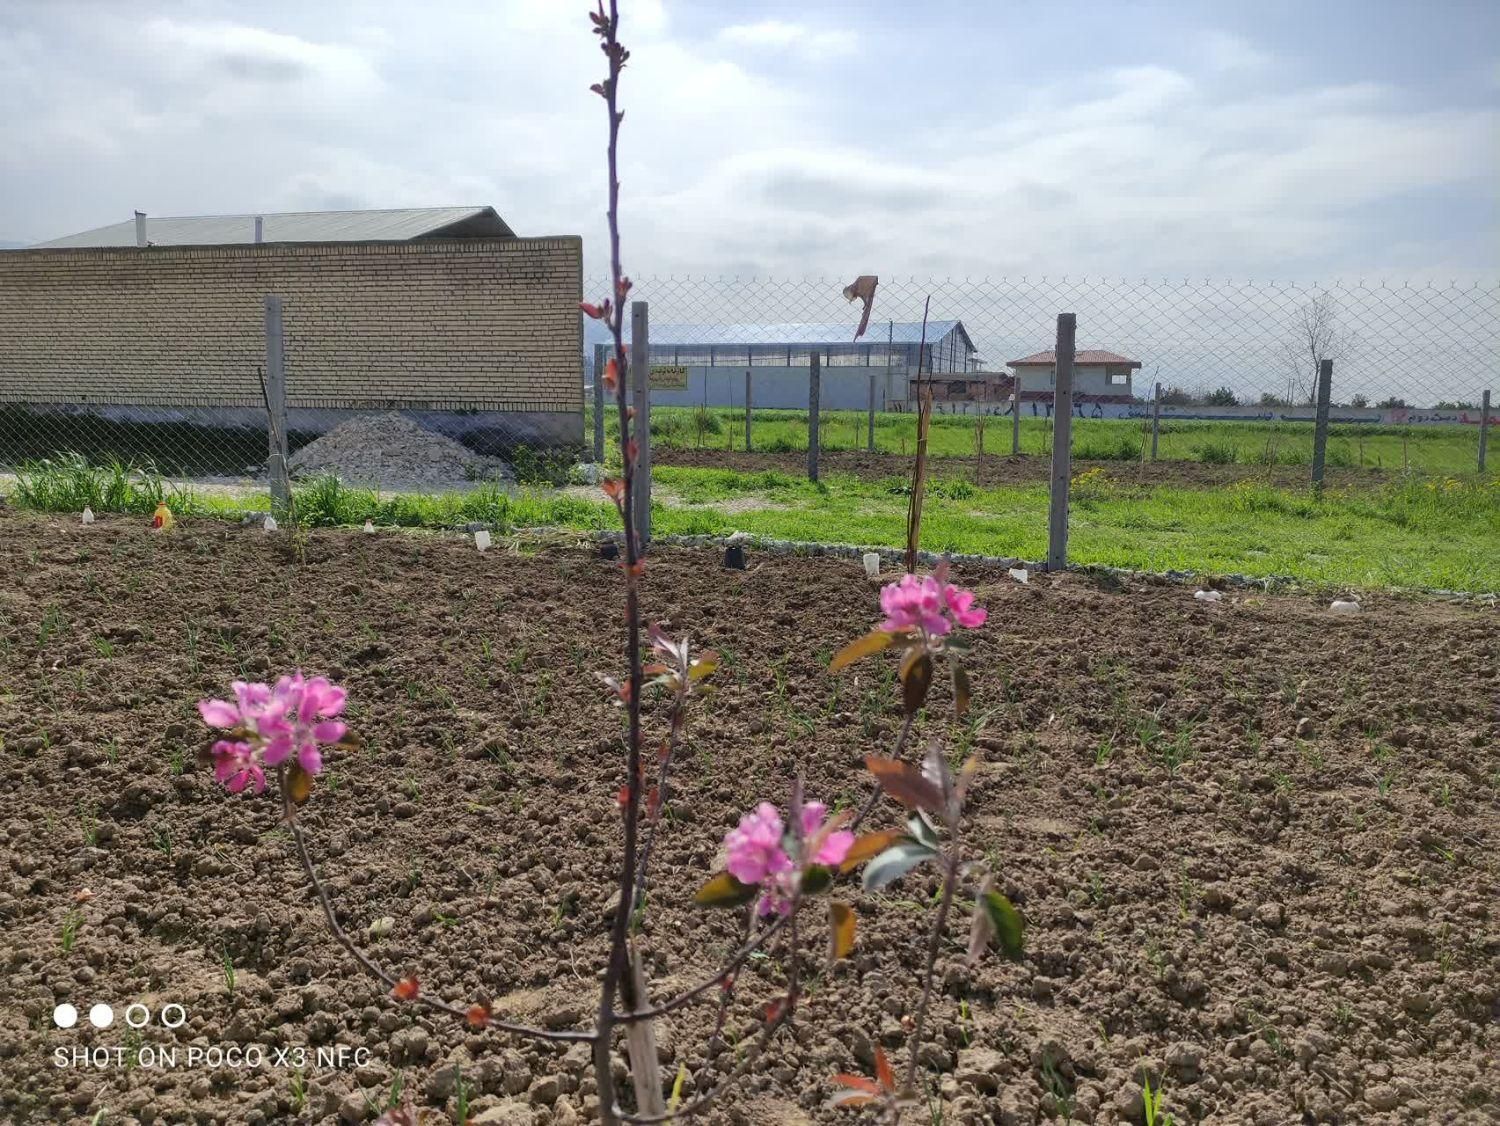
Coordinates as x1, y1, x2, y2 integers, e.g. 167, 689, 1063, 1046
1013, 364, 1133, 397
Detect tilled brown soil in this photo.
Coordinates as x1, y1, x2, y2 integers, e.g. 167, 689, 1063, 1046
0, 509, 1496, 1125
654, 448, 1399, 490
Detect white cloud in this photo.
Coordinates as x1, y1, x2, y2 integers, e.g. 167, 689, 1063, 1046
717, 20, 857, 60
0, 0, 1491, 291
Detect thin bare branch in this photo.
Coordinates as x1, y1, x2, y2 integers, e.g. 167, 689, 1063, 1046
282, 774, 594, 1044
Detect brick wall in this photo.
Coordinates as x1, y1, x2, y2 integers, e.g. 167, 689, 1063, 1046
0, 238, 582, 414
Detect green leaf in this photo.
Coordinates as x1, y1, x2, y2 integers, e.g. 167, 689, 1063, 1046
862, 841, 939, 892
981, 890, 1025, 958
694, 872, 757, 908
906, 812, 941, 852
802, 864, 834, 896
830, 629, 895, 672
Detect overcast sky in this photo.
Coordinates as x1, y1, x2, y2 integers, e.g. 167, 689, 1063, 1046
1, 0, 1496, 283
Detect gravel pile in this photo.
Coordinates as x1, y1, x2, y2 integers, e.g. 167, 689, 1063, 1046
288, 413, 511, 491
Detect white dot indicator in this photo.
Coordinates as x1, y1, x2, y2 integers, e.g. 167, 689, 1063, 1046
89, 1004, 114, 1029
53, 1004, 79, 1029
161, 1003, 187, 1029
125, 1003, 150, 1029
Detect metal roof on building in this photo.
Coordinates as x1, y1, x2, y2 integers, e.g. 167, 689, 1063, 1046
31, 206, 514, 248
584, 319, 968, 348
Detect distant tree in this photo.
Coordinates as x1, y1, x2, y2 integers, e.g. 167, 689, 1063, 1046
1433, 400, 1478, 410
1348, 393, 1369, 408
1376, 396, 1408, 410
1205, 386, 1239, 407
1281, 292, 1350, 406
1258, 392, 1291, 407
1158, 385, 1194, 406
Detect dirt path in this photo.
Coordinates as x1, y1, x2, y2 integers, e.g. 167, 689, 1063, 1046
0, 509, 1494, 1124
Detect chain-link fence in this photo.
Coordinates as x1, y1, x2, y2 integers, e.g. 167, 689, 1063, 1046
582, 275, 1496, 475
1, 274, 1493, 540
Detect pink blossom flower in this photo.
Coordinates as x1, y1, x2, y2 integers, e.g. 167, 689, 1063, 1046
880, 574, 949, 635
197, 672, 348, 794
725, 802, 791, 886
941, 584, 988, 629
878, 574, 987, 636
210, 740, 265, 794
260, 673, 347, 775
724, 799, 853, 917
799, 801, 854, 868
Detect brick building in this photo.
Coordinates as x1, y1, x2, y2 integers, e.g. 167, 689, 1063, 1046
0, 207, 583, 454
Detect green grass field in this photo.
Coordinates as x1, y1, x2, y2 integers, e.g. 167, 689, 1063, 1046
9, 455, 1495, 592
589, 406, 1488, 475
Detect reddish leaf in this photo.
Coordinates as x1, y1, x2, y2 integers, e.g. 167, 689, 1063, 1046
391, 976, 420, 1002
864, 756, 946, 814
828, 1089, 880, 1108
828, 901, 856, 961
874, 1045, 896, 1093
952, 663, 972, 717
829, 629, 894, 672
764, 995, 789, 1023
899, 648, 934, 715
831, 1074, 881, 1094
466, 1003, 490, 1029
838, 829, 908, 873
286, 763, 314, 805
602, 478, 626, 502
602, 357, 619, 391
579, 301, 605, 319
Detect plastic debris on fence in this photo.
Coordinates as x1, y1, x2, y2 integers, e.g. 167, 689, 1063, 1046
1008, 567, 1029, 584
474, 530, 491, 552
1330, 599, 1361, 614
263, 515, 278, 533
151, 503, 174, 531
363, 519, 375, 534
80, 506, 94, 525
862, 552, 881, 578
1193, 589, 1223, 602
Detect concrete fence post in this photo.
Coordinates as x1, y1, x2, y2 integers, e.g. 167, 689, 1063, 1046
744, 370, 753, 451
1011, 372, 1023, 455
867, 371, 877, 452
262, 295, 291, 512
1480, 389, 1491, 473
808, 351, 821, 482
1150, 382, 1163, 461
592, 343, 606, 463
1046, 314, 1077, 571
631, 301, 651, 548
1311, 359, 1333, 491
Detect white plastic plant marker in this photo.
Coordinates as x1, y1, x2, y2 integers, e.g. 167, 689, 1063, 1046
1008, 567, 1029, 584
363, 519, 375, 534
1193, 589, 1222, 602
263, 515, 278, 533
81, 506, 94, 525
474, 530, 491, 552
1330, 599, 1361, 614
862, 552, 881, 578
